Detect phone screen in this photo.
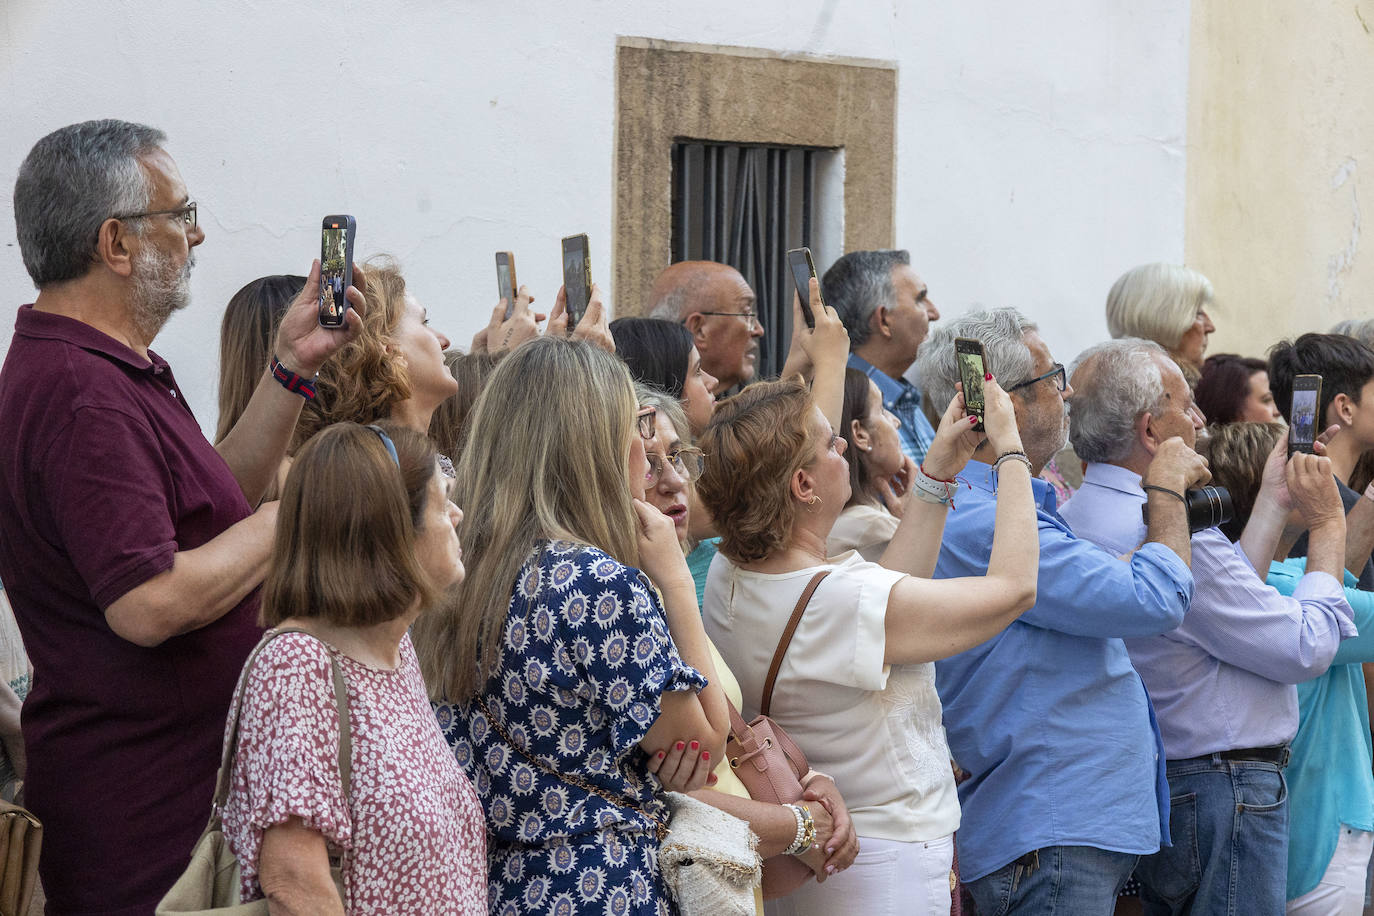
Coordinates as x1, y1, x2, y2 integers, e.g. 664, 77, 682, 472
1290, 383, 1320, 453
561, 235, 590, 329
319, 215, 354, 328
787, 248, 818, 329
956, 339, 987, 431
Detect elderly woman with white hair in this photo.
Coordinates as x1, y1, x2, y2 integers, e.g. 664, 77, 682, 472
1106, 263, 1217, 384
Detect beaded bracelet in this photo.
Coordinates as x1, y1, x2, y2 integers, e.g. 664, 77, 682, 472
783, 803, 816, 855
270, 354, 318, 401
912, 463, 959, 506
992, 450, 1032, 475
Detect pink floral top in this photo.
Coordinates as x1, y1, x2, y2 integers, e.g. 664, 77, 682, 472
222, 630, 486, 913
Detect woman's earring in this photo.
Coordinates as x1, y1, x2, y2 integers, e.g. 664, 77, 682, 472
807, 495, 822, 511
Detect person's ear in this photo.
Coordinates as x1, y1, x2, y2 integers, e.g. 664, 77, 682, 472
850, 418, 871, 453
1330, 392, 1356, 427
790, 465, 817, 506
1138, 411, 1162, 456
684, 312, 707, 344
95, 218, 136, 279
871, 306, 892, 341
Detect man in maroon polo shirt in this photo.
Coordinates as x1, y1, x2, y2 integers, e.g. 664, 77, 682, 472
0, 120, 363, 914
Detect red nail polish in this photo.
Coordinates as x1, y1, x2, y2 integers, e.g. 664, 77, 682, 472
689, 740, 699, 751
702, 751, 710, 761
675, 741, 685, 751
985, 372, 993, 381
657, 751, 665, 759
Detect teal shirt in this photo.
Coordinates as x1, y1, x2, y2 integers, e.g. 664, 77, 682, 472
686, 537, 720, 613
1269, 557, 1374, 900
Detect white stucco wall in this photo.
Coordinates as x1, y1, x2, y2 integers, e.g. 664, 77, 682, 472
0, 1, 1190, 435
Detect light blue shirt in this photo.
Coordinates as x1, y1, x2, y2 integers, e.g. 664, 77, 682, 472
934, 461, 1193, 881
848, 353, 935, 464
1269, 558, 1374, 900
1061, 462, 1356, 758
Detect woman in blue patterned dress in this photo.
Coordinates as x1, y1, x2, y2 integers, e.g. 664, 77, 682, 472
415, 337, 731, 915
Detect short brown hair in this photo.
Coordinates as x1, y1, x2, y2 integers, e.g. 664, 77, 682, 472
697, 377, 817, 563
291, 257, 413, 451
263, 422, 439, 627
1197, 421, 1284, 543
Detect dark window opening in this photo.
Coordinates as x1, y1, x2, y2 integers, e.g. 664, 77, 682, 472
670, 141, 834, 380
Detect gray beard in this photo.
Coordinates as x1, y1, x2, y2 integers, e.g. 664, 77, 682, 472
130, 245, 193, 341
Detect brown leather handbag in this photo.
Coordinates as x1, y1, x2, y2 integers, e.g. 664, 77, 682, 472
724, 569, 829, 899
0, 797, 40, 916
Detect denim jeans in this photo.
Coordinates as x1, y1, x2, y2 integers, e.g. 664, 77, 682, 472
1136, 754, 1289, 916
964, 845, 1139, 915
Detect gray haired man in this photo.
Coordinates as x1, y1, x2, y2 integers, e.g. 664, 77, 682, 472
822, 250, 939, 463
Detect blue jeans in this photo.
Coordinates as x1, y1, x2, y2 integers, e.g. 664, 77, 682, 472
1135, 754, 1289, 916
965, 845, 1139, 915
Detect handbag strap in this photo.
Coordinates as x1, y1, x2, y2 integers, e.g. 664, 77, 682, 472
474, 694, 669, 842
759, 570, 830, 717
208, 626, 353, 829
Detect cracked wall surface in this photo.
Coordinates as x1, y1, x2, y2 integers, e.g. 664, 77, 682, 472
1186, 0, 1374, 356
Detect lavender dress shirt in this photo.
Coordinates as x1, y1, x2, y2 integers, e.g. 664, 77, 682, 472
1060, 462, 1356, 758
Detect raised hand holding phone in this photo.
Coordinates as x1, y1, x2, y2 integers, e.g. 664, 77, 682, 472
787, 247, 820, 329
955, 338, 987, 431
560, 234, 592, 331
1289, 374, 1322, 456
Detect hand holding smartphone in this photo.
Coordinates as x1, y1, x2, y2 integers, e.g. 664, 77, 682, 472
495, 252, 518, 320
787, 247, 820, 329
955, 338, 987, 431
318, 215, 356, 329
561, 234, 592, 331
1289, 374, 1322, 455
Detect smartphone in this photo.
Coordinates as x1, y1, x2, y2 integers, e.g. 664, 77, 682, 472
318, 215, 355, 329
786, 247, 819, 329
495, 251, 518, 319
1289, 374, 1322, 455
955, 337, 987, 431
561, 234, 592, 330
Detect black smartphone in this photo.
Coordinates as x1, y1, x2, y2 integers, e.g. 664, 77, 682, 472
786, 247, 819, 329
955, 338, 987, 431
496, 251, 518, 320
1289, 374, 1322, 455
318, 215, 355, 329
561, 234, 591, 330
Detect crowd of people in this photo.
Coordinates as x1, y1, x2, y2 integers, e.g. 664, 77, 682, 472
2, 118, 1373, 916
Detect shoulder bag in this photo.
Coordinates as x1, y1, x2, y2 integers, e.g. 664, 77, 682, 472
156, 628, 351, 914
725, 569, 830, 899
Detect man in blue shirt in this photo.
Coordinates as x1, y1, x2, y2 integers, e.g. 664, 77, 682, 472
1060, 338, 1354, 915
822, 249, 939, 463
915, 310, 1208, 914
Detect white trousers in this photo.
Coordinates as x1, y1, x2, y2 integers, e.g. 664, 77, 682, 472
1287, 826, 1374, 916
765, 833, 954, 916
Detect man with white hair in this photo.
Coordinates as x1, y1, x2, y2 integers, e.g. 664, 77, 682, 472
916, 309, 1208, 914
0, 120, 361, 911
1060, 337, 1354, 916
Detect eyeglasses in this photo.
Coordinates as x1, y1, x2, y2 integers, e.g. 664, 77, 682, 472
636, 405, 657, 440
645, 447, 706, 486
113, 201, 198, 229
1007, 363, 1066, 395
696, 309, 759, 330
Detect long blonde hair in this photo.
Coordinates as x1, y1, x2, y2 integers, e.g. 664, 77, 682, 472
412, 337, 641, 701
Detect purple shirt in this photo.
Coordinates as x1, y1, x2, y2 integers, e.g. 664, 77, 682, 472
0, 305, 263, 915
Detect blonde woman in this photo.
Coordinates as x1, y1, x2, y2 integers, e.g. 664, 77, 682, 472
417, 337, 729, 915
1105, 262, 1217, 380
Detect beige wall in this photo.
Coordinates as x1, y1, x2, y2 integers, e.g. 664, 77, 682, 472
1187, 0, 1374, 358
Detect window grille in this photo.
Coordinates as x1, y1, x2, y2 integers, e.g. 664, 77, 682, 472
670, 142, 833, 380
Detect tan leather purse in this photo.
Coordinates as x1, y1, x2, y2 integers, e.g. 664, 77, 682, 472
725, 569, 829, 899
156, 628, 349, 914
0, 797, 40, 916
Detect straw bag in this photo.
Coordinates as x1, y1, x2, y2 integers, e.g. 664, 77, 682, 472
0, 797, 40, 916
156, 628, 351, 914
725, 570, 829, 899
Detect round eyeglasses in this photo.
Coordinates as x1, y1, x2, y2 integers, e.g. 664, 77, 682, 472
645, 448, 706, 486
